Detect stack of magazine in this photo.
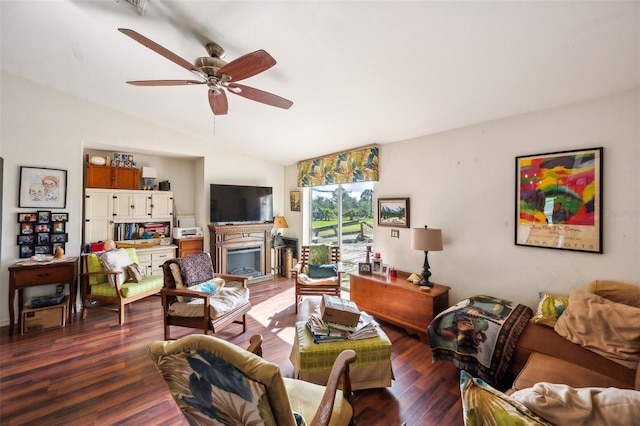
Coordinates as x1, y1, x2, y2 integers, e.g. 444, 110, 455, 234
306, 310, 380, 343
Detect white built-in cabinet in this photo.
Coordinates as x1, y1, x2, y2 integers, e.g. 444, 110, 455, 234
84, 188, 174, 244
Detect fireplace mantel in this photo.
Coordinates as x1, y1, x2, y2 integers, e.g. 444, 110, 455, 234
208, 223, 273, 282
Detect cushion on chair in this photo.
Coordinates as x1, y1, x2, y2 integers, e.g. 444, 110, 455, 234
168, 282, 250, 318
87, 248, 139, 286
308, 264, 338, 279
89, 275, 164, 297
127, 263, 145, 283
176, 253, 215, 286
98, 248, 131, 286
283, 377, 353, 426
149, 335, 299, 426
309, 245, 331, 265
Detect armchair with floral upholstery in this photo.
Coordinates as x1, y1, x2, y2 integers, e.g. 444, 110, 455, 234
148, 333, 357, 426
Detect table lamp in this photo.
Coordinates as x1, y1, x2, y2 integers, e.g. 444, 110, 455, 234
272, 216, 288, 247
141, 167, 157, 190
410, 226, 443, 287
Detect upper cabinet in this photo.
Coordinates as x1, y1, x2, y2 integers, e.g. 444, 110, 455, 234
86, 164, 140, 190
84, 188, 173, 244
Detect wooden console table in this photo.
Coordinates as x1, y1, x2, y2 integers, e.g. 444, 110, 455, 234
350, 271, 449, 342
8, 257, 79, 335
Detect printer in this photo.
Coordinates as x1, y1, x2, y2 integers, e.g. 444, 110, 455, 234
173, 227, 203, 239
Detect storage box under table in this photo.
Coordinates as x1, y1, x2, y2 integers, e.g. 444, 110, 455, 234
290, 321, 394, 390
21, 296, 68, 334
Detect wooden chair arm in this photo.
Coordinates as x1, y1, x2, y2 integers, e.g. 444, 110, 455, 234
310, 349, 357, 426
246, 334, 263, 357
161, 288, 213, 299
81, 269, 125, 297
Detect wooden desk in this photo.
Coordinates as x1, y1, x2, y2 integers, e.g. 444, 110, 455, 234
350, 271, 449, 342
8, 257, 79, 335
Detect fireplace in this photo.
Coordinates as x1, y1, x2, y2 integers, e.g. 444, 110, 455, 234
227, 246, 262, 277
209, 223, 273, 283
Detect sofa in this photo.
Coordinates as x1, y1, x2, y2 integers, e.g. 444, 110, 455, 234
507, 280, 640, 393
459, 280, 640, 426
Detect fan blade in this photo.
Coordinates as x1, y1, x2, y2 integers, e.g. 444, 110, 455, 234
209, 89, 228, 115
217, 50, 276, 82
227, 83, 293, 109
119, 28, 201, 75
126, 80, 204, 86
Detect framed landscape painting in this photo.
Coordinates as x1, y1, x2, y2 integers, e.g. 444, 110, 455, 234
515, 147, 603, 253
377, 198, 410, 228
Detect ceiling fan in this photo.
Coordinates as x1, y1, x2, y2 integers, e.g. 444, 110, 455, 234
118, 28, 293, 115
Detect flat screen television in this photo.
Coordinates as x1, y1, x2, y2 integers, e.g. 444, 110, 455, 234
210, 184, 273, 223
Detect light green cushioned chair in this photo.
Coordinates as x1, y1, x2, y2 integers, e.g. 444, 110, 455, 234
81, 248, 164, 325
148, 334, 356, 426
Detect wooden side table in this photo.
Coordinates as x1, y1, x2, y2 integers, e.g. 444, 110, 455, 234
174, 237, 204, 257
350, 270, 449, 342
8, 257, 79, 335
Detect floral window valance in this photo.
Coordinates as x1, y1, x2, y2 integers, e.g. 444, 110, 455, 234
297, 145, 379, 187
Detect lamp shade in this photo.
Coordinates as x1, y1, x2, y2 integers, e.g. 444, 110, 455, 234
273, 216, 289, 229
141, 167, 157, 179
411, 228, 443, 251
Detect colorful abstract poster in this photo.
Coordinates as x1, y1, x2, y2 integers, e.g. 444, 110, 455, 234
515, 148, 603, 253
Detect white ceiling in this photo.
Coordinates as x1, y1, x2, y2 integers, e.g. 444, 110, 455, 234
2, 1, 639, 165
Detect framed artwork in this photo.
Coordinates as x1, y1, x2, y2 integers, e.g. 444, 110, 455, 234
290, 191, 301, 212
17, 235, 35, 245
37, 210, 51, 223
19, 166, 67, 208
358, 262, 372, 274
51, 213, 69, 222
515, 147, 603, 253
16, 210, 69, 258
52, 222, 66, 234
377, 198, 410, 228
20, 245, 34, 258
20, 223, 35, 235
18, 213, 37, 223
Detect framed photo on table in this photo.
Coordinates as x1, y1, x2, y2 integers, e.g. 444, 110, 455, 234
358, 262, 372, 274
515, 147, 603, 253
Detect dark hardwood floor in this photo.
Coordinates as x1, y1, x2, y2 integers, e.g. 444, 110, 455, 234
0, 277, 463, 425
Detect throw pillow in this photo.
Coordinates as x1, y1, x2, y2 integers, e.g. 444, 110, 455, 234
459, 370, 551, 426
127, 263, 145, 283
308, 264, 337, 279
530, 292, 569, 327
99, 248, 131, 287
586, 279, 640, 308
511, 383, 640, 426
169, 263, 186, 302
554, 289, 640, 369
309, 245, 331, 265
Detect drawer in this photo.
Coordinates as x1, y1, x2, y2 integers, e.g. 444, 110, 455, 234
152, 251, 174, 262
137, 253, 152, 263
12, 265, 72, 287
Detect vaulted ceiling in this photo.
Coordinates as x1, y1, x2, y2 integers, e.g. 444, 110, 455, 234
2, 1, 638, 165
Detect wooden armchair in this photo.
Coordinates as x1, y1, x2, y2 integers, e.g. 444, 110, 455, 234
148, 333, 357, 426
293, 245, 342, 313
81, 248, 164, 325
161, 252, 251, 340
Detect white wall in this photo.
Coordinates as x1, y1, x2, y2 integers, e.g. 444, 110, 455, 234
287, 90, 640, 309
0, 73, 286, 326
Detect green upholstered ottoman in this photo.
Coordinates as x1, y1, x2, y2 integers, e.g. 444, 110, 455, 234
289, 321, 394, 390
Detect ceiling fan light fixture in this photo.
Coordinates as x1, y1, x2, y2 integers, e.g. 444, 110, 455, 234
113, 0, 146, 16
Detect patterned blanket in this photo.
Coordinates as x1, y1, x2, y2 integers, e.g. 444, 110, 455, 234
427, 295, 532, 384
